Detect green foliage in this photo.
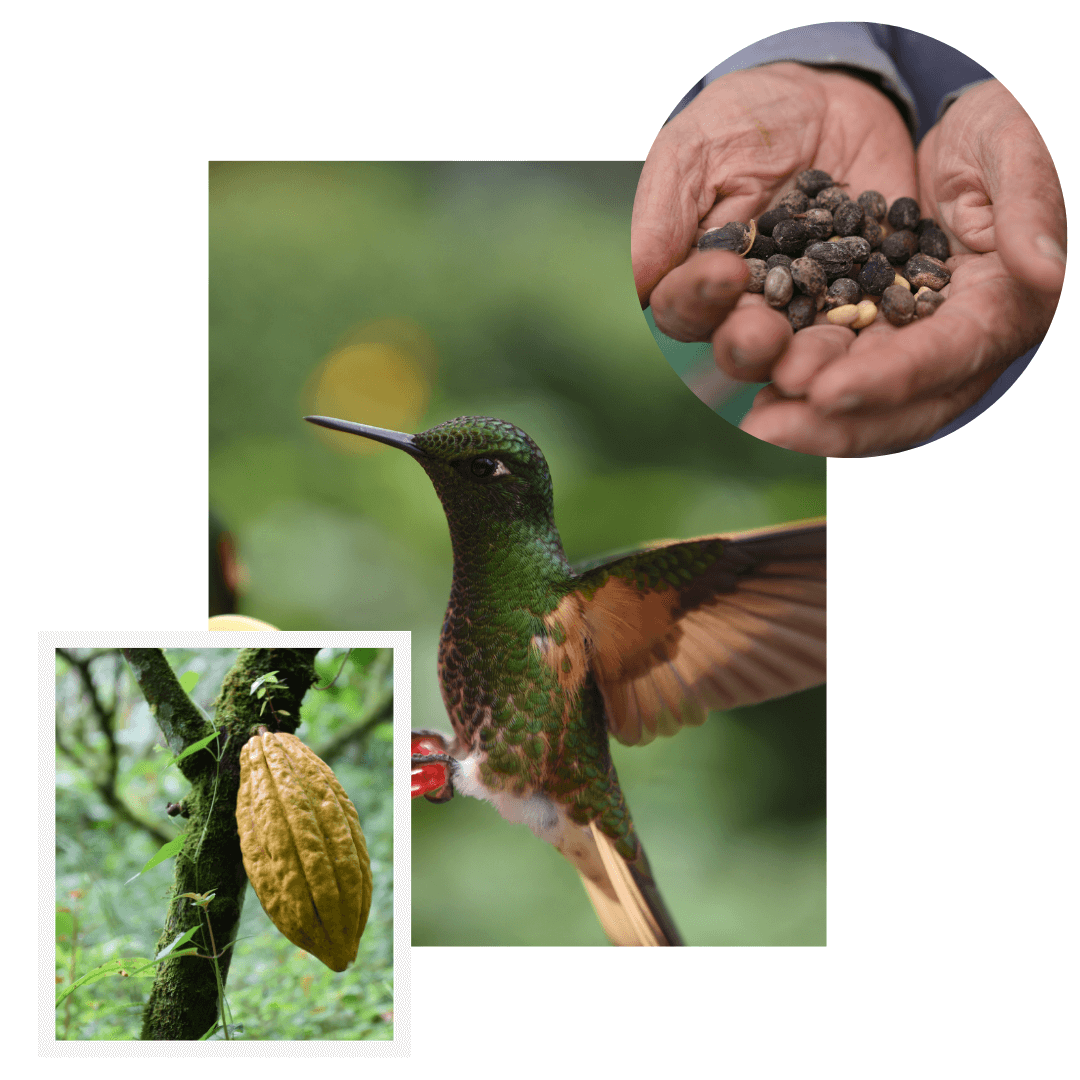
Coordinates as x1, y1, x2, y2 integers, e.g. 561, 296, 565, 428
56, 927, 201, 1009
55, 648, 393, 1039
216, 895, 393, 1040
250, 670, 288, 718
55, 901, 163, 1039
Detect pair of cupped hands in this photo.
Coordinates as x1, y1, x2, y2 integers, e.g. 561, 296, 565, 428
632, 66, 1066, 455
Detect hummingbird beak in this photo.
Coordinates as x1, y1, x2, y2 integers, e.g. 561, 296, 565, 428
304, 416, 427, 459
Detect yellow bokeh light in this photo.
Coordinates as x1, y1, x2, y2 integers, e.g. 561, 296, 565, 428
302, 318, 437, 454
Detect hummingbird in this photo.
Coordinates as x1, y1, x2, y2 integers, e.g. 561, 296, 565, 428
305, 413, 826, 946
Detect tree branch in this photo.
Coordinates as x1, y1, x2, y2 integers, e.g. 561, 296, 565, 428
316, 649, 394, 761
56, 648, 174, 845
136, 648, 322, 1040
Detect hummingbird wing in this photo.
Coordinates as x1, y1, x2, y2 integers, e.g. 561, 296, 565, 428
549, 518, 825, 746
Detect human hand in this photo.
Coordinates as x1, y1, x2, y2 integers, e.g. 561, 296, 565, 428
632, 63, 917, 354
740, 80, 1066, 455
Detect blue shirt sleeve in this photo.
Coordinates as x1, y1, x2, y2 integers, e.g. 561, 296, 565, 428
679, 22, 992, 145
862, 24, 992, 143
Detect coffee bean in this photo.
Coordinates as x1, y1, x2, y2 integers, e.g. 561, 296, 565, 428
772, 219, 810, 256
802, 208, 834, 241
856, 190, 887, 222
786, 293, 818, 330
816, 185, 850, 213
746, 233, 777, 260
777, 190, 810, 214
914, 286, 946, 317
836, 236, 871, 263
833, 201, 865, 237
698, 221, 751, 253
757, 207, 792, 236
881, 229, 919, 265
887, 197, 920, 232
919, 228, 950, 262
857, 252, 895, 295
791, 256, 827, 298
824, 277, 860, 309
745, 258, 768, 293
795, 169, 835, 197
803, 241, 852, 280
764, 265, 794, 307
903, 253, 951, 290
861, 218, 884, 249
881, 284, 916, 326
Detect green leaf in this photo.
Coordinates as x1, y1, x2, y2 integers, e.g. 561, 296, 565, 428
128, 756, 167, 778
55, 948, 197, 1008
250, 672, 280, 694
156, 926, 201, 959
179, 670, 201, 694
127, 833, 186, 881
165, 732, 220, 770
202, 1021, 246, 1039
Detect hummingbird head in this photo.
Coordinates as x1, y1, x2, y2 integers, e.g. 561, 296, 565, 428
305, 414, 558, 538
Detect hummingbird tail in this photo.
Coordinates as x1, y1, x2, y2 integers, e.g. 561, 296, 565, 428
580, 827, 684, 946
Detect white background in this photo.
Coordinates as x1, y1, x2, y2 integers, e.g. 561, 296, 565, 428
13, 3, 1075, 1075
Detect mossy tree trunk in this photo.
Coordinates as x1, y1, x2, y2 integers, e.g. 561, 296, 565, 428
123, 647, 321, 1041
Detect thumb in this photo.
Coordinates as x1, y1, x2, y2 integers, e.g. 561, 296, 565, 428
632, 220, 687, 308
992, 189, 1066, 296
631, 154, 702, 308
984, 107, 1066, 295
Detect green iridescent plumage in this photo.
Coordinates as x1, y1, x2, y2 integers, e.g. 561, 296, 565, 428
407, 420, 647, 857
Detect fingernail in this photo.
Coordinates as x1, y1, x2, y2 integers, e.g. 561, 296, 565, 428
825, 394, 863, 415
1034, 234, 1067, 266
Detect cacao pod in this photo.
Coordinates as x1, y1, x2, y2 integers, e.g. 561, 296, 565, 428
236, 730, 372, 971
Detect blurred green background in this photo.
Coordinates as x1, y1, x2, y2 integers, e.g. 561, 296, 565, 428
55, 648, 393, 1039
209, 162, 825, 946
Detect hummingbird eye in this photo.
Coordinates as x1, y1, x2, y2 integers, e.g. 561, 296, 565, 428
468, 457, 510, 479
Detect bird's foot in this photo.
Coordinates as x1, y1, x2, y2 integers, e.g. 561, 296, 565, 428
411, 731, 455, 802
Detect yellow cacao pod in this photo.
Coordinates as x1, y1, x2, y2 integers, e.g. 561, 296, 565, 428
236, 730, 372, 971
208, 615, 279, 631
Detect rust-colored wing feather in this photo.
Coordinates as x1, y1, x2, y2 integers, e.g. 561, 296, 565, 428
546, 519, 825, 746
